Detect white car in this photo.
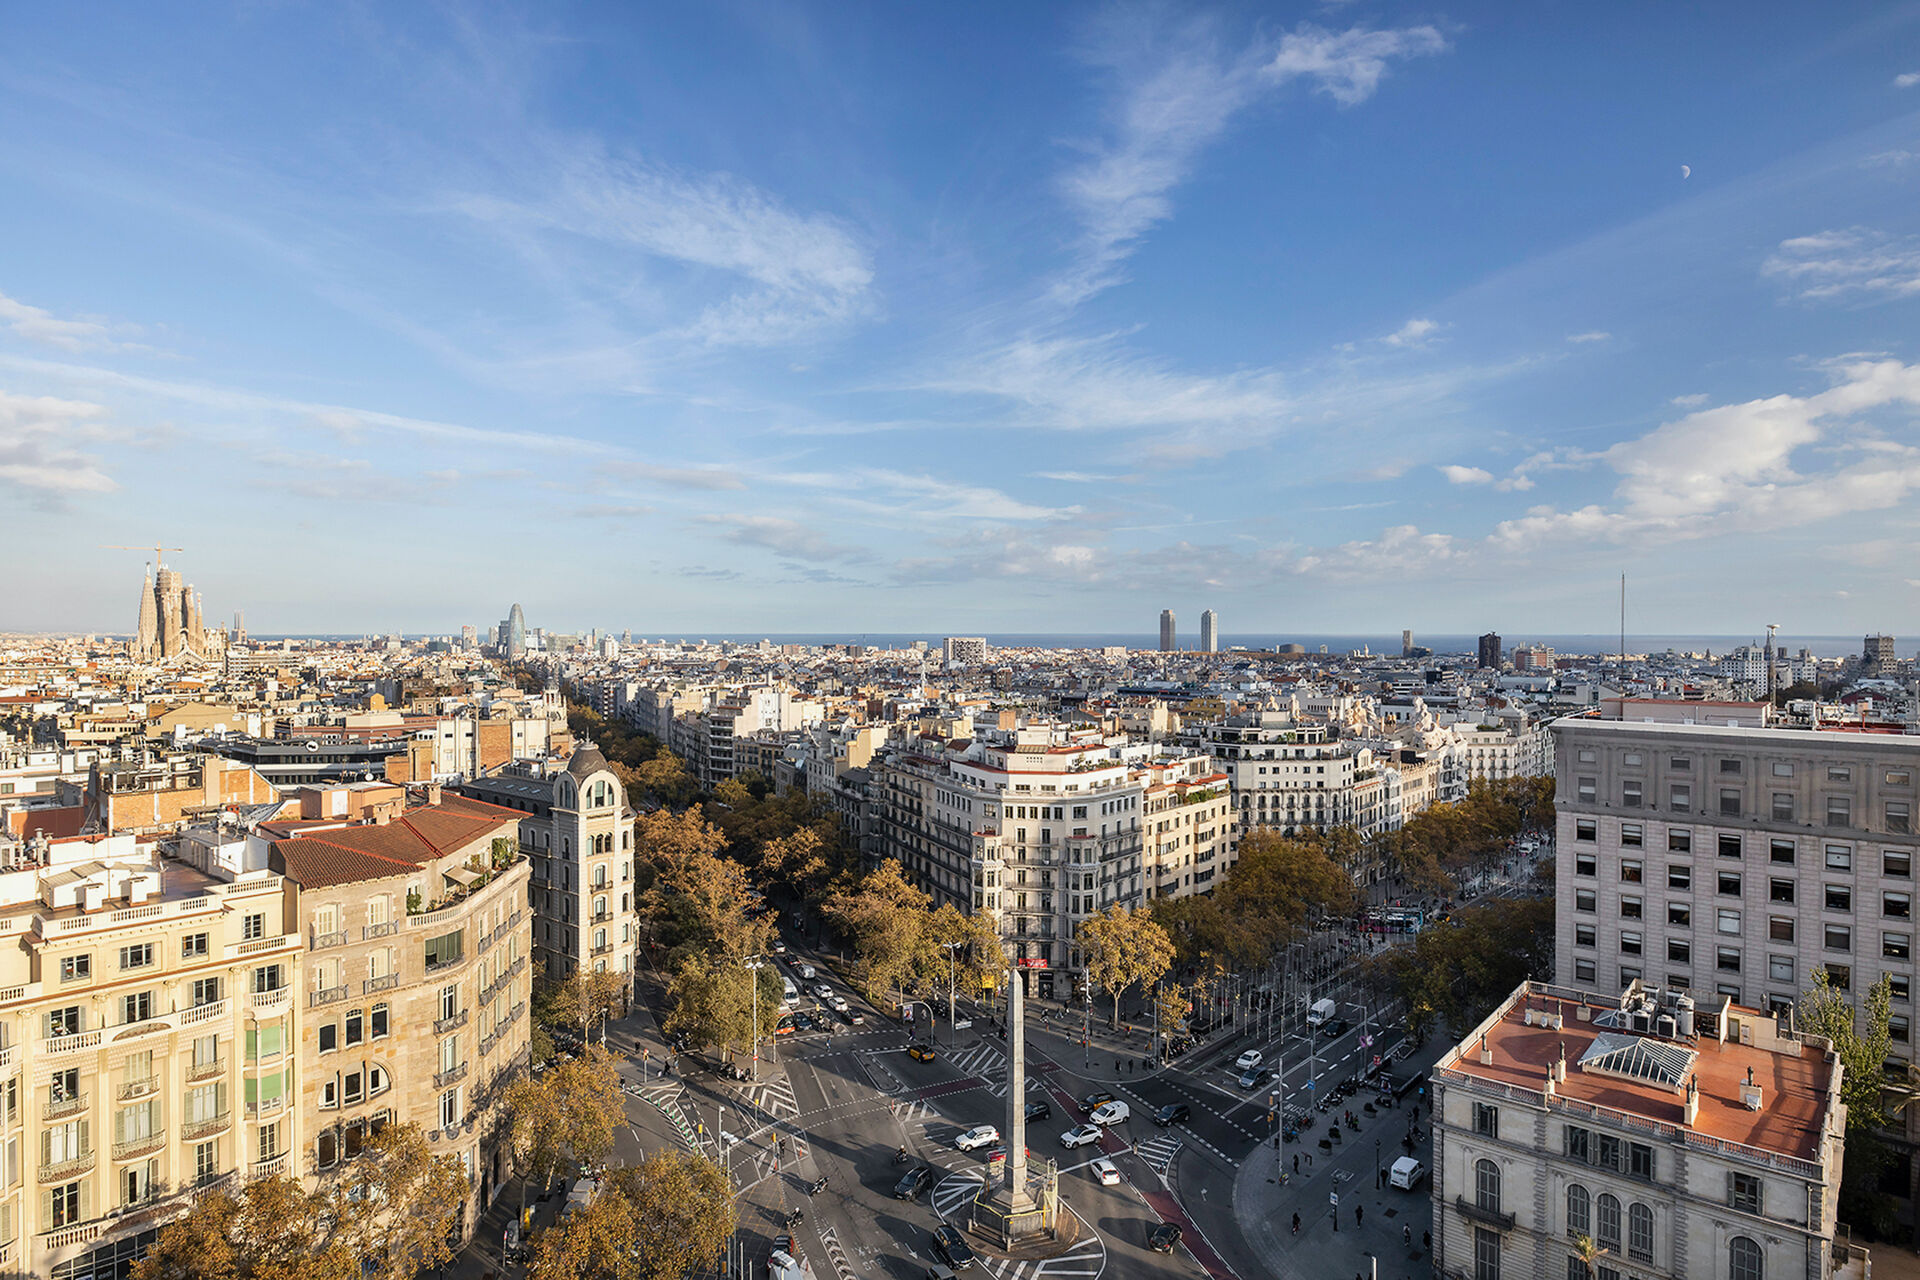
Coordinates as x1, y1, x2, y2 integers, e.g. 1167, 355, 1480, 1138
1089, 1101, 1130, 1127
955, 1125, 1000, 1152
1060, 1124, 1102, 1149
829, 994, 850, 1013
1091, 1158, 1121, 1186
1234, 1049, 1263, 1072
814, 983, 833, 1000
796, 963, 816, 981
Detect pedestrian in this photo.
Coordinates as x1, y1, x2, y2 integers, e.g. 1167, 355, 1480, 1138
1423, 1231, 1431, 1252
1294, 1154, 1300, 1174
1404, 1225, 1412, 1247
1356, 1205, 1363, 1227
1331, 1211, 1339, 1233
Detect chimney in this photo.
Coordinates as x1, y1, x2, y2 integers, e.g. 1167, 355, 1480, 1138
1683, 1076, 1700, 1125
1739, 1066, 1762, 1111
1479, 1037, 1493, 1066
425, 782, 443, 807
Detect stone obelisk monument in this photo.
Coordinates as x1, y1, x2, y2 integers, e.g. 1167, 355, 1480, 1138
975, 963, 1068, 1249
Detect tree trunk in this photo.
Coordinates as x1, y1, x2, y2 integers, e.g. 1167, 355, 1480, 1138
1111, 989, 1122, 1032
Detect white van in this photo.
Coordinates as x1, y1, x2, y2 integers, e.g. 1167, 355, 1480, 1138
1307, 998, 1336, 1029
783, 978, 799, 1008
1389, 1156, 1427, 1189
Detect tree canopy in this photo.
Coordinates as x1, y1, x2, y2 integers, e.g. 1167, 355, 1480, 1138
526, 1150, 735, 1280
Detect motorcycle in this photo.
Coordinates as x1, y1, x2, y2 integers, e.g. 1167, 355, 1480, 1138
892, 1147, 909, 1165
808, 1176, 828, 1195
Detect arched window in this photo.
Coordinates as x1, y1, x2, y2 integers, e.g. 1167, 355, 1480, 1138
1628, 1203, 1654, 1262
1566, 1183, 1591, 1237
1730, 1237, 1763, 1280
1595, 1193, 1621, 1250
1475, 1159, 1501, 1213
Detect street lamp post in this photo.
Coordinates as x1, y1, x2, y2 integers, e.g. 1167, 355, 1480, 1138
743, 955, 765, 1082
1082, 978, 1095, 1070
943, 941, 963, 1048
1375, 1136, 1382, 1190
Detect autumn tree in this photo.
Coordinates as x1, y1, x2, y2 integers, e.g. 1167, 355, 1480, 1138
527, 1150, 735, 1280
1154, 981, 1190, 1060
637, 808, 773, 962
558, 967, 631, 1042
1800, 970, 1904, 1236
1215, 829, 1358, 952
506, 1045, 626, 1215
664, 952, 785, 1061
822, 859, 936, 1004
134, 1175, 358, 1280
1378, 897, 1553, 1039
1078, 905, 1175, 1029
334, 1123, 469, 1280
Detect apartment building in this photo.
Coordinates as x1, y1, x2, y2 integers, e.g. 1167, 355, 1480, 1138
456, 745, 639, 988
871, 729, 1146, 1000
0, 830, 300, 1280
1431, 979, 1853, 1280
268, 789, 530, 1220
1140, 757, 1236, 899
1200, 712, 1405, 843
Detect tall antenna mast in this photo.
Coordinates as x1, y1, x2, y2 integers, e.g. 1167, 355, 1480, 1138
1619, 573, 1626, 673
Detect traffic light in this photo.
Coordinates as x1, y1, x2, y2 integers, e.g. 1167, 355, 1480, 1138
1267, 1110, 1275, 1124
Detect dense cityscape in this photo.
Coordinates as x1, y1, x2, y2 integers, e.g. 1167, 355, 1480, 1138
6, 6, 1920, 1280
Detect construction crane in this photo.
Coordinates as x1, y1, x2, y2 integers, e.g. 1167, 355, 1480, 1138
102, 544, 183, 569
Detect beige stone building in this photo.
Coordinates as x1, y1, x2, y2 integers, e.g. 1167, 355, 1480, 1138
269, 787, 530, 1219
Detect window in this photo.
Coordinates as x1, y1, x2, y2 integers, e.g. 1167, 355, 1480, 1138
425, 930, 464, 970
439, 985, 458, 1022
1476, 1229, 1501, 1280
1474, 1103, 1498, 1138
1719, 834, 1743, 859
191, 977, 220, 1007
1475, 1158, 1501, 1213
259, 1123, 280, 1161
1826, 845, 1853, 870
1576, 924, 1597, 948
1718, 871, 1742, 896
318, 1022, 337, 1053
1825, 964, 1851, 991
1671, 756, 1692, 771
122, 991, 152, 1024
1668, 939, 1691, 963
1670, 784, 1692, 812
1574, 959, 1596, 982
1825, 924, 1852, 951
252, 964, 282, 993
344, 1071, 363, 1105
1721, 758, 1744, 775
439, 1089, 460, 1129
1718, 947, 1741, 972
1620, 931, 1642, 956
1576, 889, 1596, 913
196, 1141, 219, 1185
1886, 891, 1912, 919
1888, 802, 1911, 834
318, 1130, 338, 1168
1720, 789, 1742, 817
320, 1079, 337, 1109
1730, 1236, 1763, 1280
48, 1180, 82, 1228
47, 1005, 82, 1038
345, 1010, 363, 1047
1621, 896, 1643, 920
182, 932, 209, 959
1886, 932, 1911, 960
1620, 860, 1643, 884
1772, 793, 1794, 821
1621, 822, 1645, 848
1669, 903, 1691, 926
1769, 916, 1795, 942
370, 1065, 390, 1095
1891, 1015, 1910, 1043
1770, 878, 1795, 903
1623, 781, 1642, 809
1567, 1183, 1591, 1236
1669, 829, 1693, 853
245, 1025, 283, 1061
243, 913, 266, 941
1828, 765, 1852, 782
1894, 974, 1911, 1003
1890, 770, 1913, 786
1718, 908, 1742, 934
1578, 777, 1597, 803
372, 1003, 389, 1039
1596, 1192, 1621, 1249
1770, 955, 1795, 982
1563, 1125, 1590, 1161
1669, 864, 1692, 889
1886, 850, 1911, 878
1770, 840, 1795, 865
118, 943, 153, 970
59, 954, 90, 983
51, 1067, 80, 1102
1576, 853, 1597, 877
1827, 884, 1852, 911
1828, 797, 1852, 828
1577, 820, 1597, 843
1628, 1203, 1654, 1261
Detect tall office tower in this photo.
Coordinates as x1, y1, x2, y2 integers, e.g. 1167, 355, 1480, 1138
461, 623, 477, 650
507, 603, 527, 658
943, 636, 988, 664
1478, 631, 1503, 669
1159, 609, 1176, 652
1402, 629, 1414, 657
1200, 609, 1219, 653
1864, 633, 1896, 672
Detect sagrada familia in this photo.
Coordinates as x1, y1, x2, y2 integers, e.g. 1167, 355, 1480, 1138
132, 561, 219, 661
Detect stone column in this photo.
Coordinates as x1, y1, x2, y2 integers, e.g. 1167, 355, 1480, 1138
1004, 964, 1027, 1202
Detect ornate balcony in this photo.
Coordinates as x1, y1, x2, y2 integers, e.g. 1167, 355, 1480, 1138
186, 1057, 224, 1083
181, 998, 229, 1026
39, 1150, 95, 1180
118, 1077, 159, 1103
182, 1111, 232, 1141
113, 1130, 166, 1162
309, 986, 347, 1008
362, 921, 400, 940
433, 1009, 469, 1035
363, 973, 401, 994
311, 929, 349, 950
250, 987, 291, 1015
44, 1094, 88, 1121
434, 1062, 469, 1088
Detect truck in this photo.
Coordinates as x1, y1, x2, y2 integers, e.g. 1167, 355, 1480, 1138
1307, 998, 1336, 1029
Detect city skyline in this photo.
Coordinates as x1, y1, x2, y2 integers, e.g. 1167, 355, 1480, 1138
3, 7, 1920, 634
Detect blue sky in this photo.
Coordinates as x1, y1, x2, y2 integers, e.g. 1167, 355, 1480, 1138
3, 4, 1920, 639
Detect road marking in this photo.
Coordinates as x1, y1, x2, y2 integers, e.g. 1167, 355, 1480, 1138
815, 1226, 857, 1280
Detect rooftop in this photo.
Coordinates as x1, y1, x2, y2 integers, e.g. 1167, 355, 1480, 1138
268, 793, 522, 890
1439, 981, 1839, 1169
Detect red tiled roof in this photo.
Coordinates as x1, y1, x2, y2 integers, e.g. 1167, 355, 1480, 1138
270, 793, 522, 890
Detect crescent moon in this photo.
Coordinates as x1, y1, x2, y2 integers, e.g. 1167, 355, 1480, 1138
1681, 164, 1691, 179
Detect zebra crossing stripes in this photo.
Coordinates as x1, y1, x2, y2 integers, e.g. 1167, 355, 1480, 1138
975, 1233, 1105, 1279
750, 1076, 799, 1119
892, 1097, 938, 1126
815, 1227, 856, 1280
1134, 1132, 1182, 1174
942, 1042, 1006, 1078
931, 1170, 986, 1219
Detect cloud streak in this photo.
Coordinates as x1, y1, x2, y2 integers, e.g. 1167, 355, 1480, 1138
1762, 228, 1920, 302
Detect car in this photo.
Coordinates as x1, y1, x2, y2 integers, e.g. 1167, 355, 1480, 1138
1091, 1158, 1121, 1186
1234, 1049, 1263, 1071
1389, 1156, 1428, 1190
908, 1044, 937, 1063
983, 1146, 1032, 1167
796, 963, 816, 980
1060, 1124, 1103, 1149
1238, 1068, 1267, 1090
894, 1165, 935, 1200
930, 1224, 975, 1270
923, 1267, 959, 1280
1024, 1100, 1051, 1123
1079, 1091, 1116, 1114
772, 940, 787, 953
1154, 1103, 1190, 1126
1148, 1223, 1183, 1253
793, 1011, 815, 1031
1321, 1018, 1350, 1038
1089, 1101, 1130, 1126
955, 1125, 1000, 1152
829, 994, 850, 1013
815, 983, 834, 1000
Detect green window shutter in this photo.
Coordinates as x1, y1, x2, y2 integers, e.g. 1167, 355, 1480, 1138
245, 1029, 258, 1060
244, 1076, 258, 1107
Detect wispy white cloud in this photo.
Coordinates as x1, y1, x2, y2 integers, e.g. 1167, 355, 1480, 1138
1050, 17, 1446, 305
1896, 71, 1920, 89
1438, 464, 1492, 485
1762, 228, 1920, 302
0, 389, 117, 498
699, 514, 869, 563
1383, 317, 1439, 347
1670, 392, 1710, 407
0, 291, 143, 353
1566, 330, 1611, 344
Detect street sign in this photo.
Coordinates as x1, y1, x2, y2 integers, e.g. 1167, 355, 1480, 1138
1016, 958, 1049, 969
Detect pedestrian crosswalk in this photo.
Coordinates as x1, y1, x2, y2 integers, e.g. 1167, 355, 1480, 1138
931, 1170, 985, 1219
975, 1232, 1105, 1279
1134, 1132, 1182, 1174
943, 1041, 1006, 1079
749, 1076, 799, 1120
